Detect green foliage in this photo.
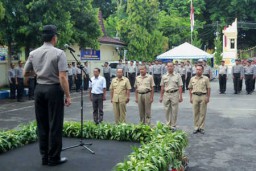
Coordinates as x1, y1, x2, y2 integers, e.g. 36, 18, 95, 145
214, 36, 223, 65
117, 0, 166, 61
0, 0, 101, 58
0, 121, 188, 170
0, 122, 37, 153
0, 1, 5, 20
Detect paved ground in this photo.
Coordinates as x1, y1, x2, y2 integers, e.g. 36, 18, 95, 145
0, 79, 256, 170
0, 138, 139, 171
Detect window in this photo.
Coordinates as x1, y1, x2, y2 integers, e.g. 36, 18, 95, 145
230, 39, 235, 49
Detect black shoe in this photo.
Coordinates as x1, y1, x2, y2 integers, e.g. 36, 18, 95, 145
42, 158, 48, 165
193, 129, 199, 134
199, 129, 205, 134
17, 99, 25, 102
234, 92, 238, 94
48, 157, 68, 166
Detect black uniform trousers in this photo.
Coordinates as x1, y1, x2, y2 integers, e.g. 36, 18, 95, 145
17, 78, 24, 101
219, 74, 227, 93
104, 73, 111, 91
253, 78, 255, 91
84, 74, 89, 91
181, 75, 186, 92
76, 74, 82, 92
28, 77, 35, 99
233, 73, 240, 93
245, 75, 253, 94
186, 72, 191, 90
34, 84, 64, 161
154, 74, 161, 92
68, 75, 73, 91
239, 79, 243, 92
9, 78, 16, 99
92, 94, 104, 124
128, 73, 135, 92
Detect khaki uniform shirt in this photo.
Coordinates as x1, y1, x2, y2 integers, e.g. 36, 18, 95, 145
110, 76, 131, 102
160, 73, 183, 92
135, 74, 155, 93
188, 75, 211, 93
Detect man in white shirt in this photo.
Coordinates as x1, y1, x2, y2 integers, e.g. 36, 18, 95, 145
89, 68, 106, 124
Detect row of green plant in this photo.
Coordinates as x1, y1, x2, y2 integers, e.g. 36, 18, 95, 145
0, 121, 188, 170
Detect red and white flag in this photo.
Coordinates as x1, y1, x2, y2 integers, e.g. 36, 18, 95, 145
190, 0, 194, 32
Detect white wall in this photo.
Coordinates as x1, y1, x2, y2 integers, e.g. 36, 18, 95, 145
0, 62, 8, 87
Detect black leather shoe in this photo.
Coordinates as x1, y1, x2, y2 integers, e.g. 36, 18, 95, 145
48, 157, 68, 166
199, 129, 205, 134
193, 129, 198, 134
42, 159, 48, 165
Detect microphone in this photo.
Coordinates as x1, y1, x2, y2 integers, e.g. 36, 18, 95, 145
64, 44, 76, 53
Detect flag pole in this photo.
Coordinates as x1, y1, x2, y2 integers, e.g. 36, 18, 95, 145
190, 0, 193, 44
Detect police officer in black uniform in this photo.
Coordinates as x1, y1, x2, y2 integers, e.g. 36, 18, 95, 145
24, 25, 71, 166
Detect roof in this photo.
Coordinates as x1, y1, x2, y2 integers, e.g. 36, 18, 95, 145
98, 10, 126, 46
157, 42, 213, 60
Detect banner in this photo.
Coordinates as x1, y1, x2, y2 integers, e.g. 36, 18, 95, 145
0, 47, 7, 61
80, 49, 100, 61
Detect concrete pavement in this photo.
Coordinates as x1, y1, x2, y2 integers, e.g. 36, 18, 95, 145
0, 79, 256, 170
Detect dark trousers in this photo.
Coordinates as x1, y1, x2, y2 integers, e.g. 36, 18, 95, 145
233, 73, 240, 93
128, 73, 135, 92
186, 72, 191, 90
34, 84, 64, 161
253, 78, 255, 91
181, 75, 185, 92
92, 94, 104, 123
84, 74, 89, 91
219, 74, 227, 93
17, 78, 24, 100
154, 74, 161, 92
28, 77, 35, 98
68, 75, 73, 91
76, 74, 82, 92
104, 73, 110, 91
245, 75, 253, 93
239, 79, 243, 91
9, 78, 16, 99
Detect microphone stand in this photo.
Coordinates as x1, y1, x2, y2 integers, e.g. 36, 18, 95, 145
62, 49, 95, 154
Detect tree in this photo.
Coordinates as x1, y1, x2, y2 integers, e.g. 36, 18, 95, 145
0, 0, 101, 60
118, 0, 166, 61
214, 36, 223, 65
0, 2, 4, 20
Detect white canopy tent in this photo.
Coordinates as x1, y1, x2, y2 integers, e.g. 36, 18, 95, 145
157, 42, 213, 60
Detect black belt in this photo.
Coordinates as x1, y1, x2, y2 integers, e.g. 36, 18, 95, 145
193, 92, 206, 96
138, 90, 150, 94
165, 89, 178, 93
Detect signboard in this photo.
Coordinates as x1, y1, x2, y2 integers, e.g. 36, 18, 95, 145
0, 47, 7, 61
80, 49, 100, 61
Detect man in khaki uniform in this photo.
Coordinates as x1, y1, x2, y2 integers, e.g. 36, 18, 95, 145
110, 69, 131, 124
135, 65, 155, 125
159, 62, 183, 130
188, 65, 211, 134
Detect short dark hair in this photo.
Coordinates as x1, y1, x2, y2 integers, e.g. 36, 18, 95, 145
197, 64, 204, 70
42, 34, 54, 42
94, 68, 100, 73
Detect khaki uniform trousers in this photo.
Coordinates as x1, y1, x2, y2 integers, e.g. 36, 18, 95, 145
113, 101, 127, 124
163, 91, 179, 128
192, 94, 207, 130
138, 92, 152, 124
